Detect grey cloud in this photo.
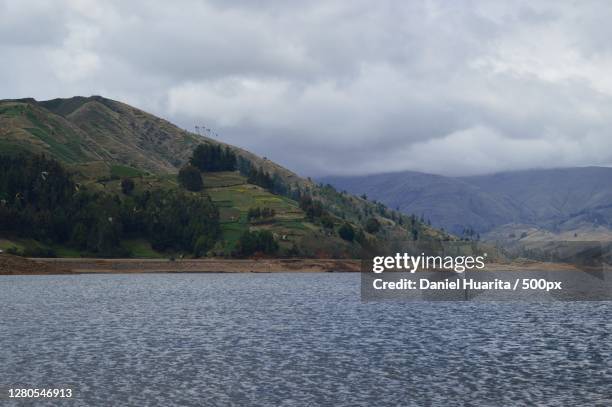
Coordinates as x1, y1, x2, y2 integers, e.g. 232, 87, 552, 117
0, 1, 67, 46
2, 0, 612, 176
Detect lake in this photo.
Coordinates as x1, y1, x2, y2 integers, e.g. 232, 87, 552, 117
1, 273, 610, 406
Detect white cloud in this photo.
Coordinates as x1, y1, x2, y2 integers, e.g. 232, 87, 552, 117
2, 0, 612, 176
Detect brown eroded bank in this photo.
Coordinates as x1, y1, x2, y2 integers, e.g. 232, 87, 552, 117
0, 255, 361, 275
0, 255, 587, 275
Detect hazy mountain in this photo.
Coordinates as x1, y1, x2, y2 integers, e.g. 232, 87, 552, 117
321, 167, 612, 238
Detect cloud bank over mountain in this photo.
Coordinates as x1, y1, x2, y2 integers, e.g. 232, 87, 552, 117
3, 0, 612, 176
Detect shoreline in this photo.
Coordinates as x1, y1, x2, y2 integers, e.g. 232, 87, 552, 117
0, 256, 362, 275
0, 255, 589, 275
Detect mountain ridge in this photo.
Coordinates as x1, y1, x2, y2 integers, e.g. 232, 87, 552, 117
1, 96, 306, 184
321, 167, 612, 239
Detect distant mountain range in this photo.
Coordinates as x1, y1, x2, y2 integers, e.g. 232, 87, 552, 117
321, 167, 612, 241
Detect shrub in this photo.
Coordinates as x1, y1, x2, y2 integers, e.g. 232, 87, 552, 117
338, 223, 355, 241
365, 217, 381, 234
6, 246, 20, 255
23, 244, 56, 258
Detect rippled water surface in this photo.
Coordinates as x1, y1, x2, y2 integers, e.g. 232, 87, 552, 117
1, 273, 610, 406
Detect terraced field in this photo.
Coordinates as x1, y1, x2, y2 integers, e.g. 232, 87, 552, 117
65, 168, 331, 256
204, 172, 311, 253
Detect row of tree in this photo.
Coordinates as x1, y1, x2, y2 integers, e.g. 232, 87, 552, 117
190, 144, 236, 172
0, 154, 221, 257
177, 144, 239, 192
237, 156, 290, 195
247, 167, 274, 190
299, 196, 325, 221
235, 230, 279, 256
298, 194, 370, 244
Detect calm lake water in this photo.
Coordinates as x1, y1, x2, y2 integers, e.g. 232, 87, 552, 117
1, 273, 610, 406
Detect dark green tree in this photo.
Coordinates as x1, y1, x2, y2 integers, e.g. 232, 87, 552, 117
299, 196, 324, 221
121, 178, 135, 195
338, 223, 355, 241
236, 230, 279, 256
193, 235, 213, 258
321, 214, 334, 229
70, 223, 88, 250
190, 144, 236, 172
178, 165, 203, 192
365, 217, 381, 234
0, 153, 221, 258
247, 167, 274, 190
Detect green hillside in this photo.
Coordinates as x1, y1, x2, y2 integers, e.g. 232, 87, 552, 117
0, 96, 451, 259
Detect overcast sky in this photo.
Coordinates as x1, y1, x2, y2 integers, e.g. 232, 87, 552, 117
3, 0, 612, 176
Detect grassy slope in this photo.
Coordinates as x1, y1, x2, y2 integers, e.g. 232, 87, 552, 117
0, 101, 98, 163
202, 172, 358, 257
60, 168, 359, 258
0, 96, 451, 258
